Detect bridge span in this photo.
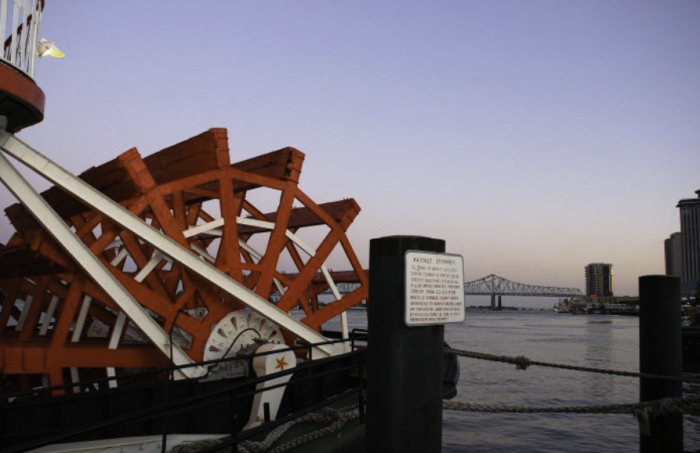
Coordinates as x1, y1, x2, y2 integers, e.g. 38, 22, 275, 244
332, 273, 583, 310
464, 274, 584, 310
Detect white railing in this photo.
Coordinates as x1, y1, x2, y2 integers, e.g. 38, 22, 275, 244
1, 0, 43, 78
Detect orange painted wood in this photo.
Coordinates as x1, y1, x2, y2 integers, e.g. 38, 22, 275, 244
143, 129, 231, 185
0, 64, 45, 132
0, 128, 368, 386
49, 273, 86, 348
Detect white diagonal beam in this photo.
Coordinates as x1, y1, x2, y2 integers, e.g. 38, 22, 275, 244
0, 148, 201, 379
0, 131, 336, 357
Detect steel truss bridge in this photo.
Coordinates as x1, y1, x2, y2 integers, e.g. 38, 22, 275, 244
464, 274, 584, 310
464, 274, 583, 297
334, 273, 583, 309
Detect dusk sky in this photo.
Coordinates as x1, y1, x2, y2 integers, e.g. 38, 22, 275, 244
4, 1, 700, 298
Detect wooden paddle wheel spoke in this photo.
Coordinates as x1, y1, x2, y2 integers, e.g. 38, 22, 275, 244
0, 128, 367, 398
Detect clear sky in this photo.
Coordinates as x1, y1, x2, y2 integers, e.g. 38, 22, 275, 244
4, 1, 700, 297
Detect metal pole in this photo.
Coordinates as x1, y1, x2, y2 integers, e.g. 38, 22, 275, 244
639, 275, 683, 453
366, 235, 445, 453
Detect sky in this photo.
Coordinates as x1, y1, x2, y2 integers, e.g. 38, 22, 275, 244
3, 1, 700, 299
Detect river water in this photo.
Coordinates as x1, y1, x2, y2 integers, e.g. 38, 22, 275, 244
342, 307, 699, 452
441, 309, 700, 453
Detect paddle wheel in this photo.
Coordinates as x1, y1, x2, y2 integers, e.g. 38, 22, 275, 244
0, 127, 368, 395
0, 3, 371, 450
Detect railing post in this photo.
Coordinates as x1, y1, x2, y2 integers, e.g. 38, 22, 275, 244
366, 235, 445, 453
639, 275, 683, 453
1, 0, 9, 50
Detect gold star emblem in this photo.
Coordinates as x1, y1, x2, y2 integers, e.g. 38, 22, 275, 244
275, 356, 288, 371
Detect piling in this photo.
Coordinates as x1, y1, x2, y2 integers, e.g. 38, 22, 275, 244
639, 275, 683, 453
366, 235, 445, 453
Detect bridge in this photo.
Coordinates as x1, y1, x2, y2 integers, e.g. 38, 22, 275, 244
464, 274, 584, 310
332, 273, 584, 310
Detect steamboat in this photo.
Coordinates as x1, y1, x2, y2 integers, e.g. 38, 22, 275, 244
0, 2, 369, 451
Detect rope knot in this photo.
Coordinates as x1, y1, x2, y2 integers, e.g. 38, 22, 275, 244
514, 356, 531, 370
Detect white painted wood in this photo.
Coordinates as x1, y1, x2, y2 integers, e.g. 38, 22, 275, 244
108, 311, 127, 350
134, 251, 163, 283
70, 367, 80, 393
0, 0, 9, 49
39, 295, 58, 336
71, 295, 92, 342
0, 144, 205, 378
16, 295, 32, 330
0, 132, 337, 358
183, 218, 224, 237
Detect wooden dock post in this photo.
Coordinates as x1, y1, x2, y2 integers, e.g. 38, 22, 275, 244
366, 236, 446, 453
639, 275, 683, 453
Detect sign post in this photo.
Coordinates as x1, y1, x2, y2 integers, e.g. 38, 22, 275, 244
366, 236, 465, 453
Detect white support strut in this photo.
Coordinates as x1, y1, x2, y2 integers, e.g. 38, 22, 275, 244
0, 131, 337, 358
0, 145, 202, 379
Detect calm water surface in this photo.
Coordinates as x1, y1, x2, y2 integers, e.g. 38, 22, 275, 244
341, 308, 699, 452
441, 310, 700, 452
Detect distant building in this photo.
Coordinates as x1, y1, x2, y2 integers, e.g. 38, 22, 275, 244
665, 232, 683, 279
585, 263, 614, 297
677, 190, 700, 287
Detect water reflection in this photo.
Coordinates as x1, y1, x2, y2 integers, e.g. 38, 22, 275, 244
583, 319, 615, 399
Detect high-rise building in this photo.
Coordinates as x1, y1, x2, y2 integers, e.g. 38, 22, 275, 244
677, 190, 700, 285
585, 263, 614, 297
664, 232, 683, 279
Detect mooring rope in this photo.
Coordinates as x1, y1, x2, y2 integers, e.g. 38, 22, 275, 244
445, 347, 700, 383
444, 346, 700, 437
170, 346, 698, 452
254, 407, 359, 453
167, 405, 360, 453
443, 396, 700, 436
444, 397, 700, 416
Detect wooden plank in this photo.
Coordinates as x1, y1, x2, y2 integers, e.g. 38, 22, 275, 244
188, 147, 306, 199
0, 244, 71, 278
143, 128, 231, 184
4, 135, 307, 230
232, 146, 305, 184
284, 269, 369, 284
4, 149, 140, 231
0, 342, 168, 373
0, 64, 45, 132
237, 199, 360, 235
4, 129, 231, 229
